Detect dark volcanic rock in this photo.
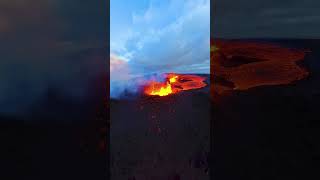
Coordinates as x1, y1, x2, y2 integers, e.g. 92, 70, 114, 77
110, 75, 210, 180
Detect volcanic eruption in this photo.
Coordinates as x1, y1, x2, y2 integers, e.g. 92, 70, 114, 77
144, 73, 207, 97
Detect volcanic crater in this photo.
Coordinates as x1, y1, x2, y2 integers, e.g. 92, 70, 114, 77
211, 39, 310, 95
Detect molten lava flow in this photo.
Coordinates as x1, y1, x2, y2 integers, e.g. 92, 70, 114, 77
144, 74, 207, 96
169, 76, 178, 83
148, 82, 173, 96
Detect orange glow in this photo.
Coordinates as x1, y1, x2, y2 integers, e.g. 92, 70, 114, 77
148, 82, 173, 96
169, 76, 178, 83
144, 73, 207, 97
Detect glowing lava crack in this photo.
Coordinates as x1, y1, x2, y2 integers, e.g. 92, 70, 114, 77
144, 74, 207, 96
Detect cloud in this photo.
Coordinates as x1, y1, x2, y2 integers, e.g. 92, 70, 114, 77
110, 53, 130, 80
113, 0, 210, 75
132, 4, 154, 24
110, 53, 134, 98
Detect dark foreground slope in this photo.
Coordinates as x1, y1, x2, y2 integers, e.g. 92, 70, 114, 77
110, 74, 210, 180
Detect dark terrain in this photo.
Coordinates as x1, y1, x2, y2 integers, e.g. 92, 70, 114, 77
110, 74, 210, 180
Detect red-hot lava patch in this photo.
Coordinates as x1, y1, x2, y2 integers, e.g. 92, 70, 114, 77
211, 39, 310, 95
143, 73, 207, 97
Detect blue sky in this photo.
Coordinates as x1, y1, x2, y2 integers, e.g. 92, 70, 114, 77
110, 0, 210, 77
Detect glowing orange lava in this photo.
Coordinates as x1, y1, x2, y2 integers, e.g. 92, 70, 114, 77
169, 76, 178, 83
147, 82, 173, 96
144, 73, 207, 96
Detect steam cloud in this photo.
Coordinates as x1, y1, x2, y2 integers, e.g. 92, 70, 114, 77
110, 53, 168, 98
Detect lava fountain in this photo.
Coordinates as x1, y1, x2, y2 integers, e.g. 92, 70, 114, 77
144, 73, 207, 96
